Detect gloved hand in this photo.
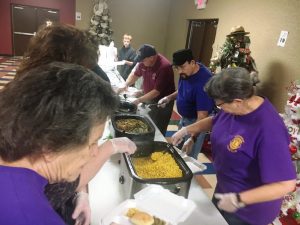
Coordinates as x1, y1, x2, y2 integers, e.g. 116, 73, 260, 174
72, 191, 91, 225
172, 127, 188, 146
109, 137, 137, 154
182, 137, 194, 155
157, 96, 170, 108
214, 193, 240, 213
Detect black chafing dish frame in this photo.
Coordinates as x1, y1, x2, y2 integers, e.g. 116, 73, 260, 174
111, 114, 156, 141
123, 141, 193, 185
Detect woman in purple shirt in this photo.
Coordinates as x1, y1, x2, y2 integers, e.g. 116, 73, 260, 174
0, 62, 136, 225
172, 67, 296, 225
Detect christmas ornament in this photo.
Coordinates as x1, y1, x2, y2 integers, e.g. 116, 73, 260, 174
280, 89, 300, 223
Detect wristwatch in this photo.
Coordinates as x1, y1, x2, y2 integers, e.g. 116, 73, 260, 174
236, 193, 246, 208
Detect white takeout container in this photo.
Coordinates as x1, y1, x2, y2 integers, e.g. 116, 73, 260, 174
101, 185, 196, 225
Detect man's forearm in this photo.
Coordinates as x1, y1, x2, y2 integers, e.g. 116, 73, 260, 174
166, 91, 178, 101
125, 73, 138, 86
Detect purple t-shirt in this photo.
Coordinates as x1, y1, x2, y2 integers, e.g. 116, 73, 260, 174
134, 54, 175, 101
211, 98, 296, 225
0, 165, 66, 225
177, 63, 214, 118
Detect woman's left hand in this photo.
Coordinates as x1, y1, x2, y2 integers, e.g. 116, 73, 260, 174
72, 191, 91, 225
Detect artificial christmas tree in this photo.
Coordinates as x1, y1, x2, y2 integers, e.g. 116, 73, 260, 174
280, 81, 300, 224
209, 26, 259, 85
89, 0, 113, 46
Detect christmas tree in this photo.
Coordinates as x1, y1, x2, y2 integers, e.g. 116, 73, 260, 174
209, 26, 259, 85
89, 0, 113, 46
279, 81, 300, 224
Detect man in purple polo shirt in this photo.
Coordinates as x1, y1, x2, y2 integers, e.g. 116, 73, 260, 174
121, 44, 175, 136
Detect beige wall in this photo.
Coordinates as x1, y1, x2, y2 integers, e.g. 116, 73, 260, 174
76, 0, 171, 53
76, 0, 300, 112
75, 0, 93, 29
166, 0, 300, 112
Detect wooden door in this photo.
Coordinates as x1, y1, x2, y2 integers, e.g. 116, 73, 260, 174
185, 19, 218, 67
11, 4, 59, 56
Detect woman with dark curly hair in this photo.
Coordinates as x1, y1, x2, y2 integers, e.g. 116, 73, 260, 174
16, 23, 110, 83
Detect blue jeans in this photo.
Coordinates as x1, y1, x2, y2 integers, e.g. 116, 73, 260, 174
179, 117, 206, 159
212, 193, 251, 225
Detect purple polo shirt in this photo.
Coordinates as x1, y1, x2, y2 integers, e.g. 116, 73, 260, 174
0, 165, 65, 225
211, 98, 296, 225
134, 54, 175, 101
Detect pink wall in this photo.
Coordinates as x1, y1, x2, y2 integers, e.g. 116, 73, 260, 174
0, 0, 75, 55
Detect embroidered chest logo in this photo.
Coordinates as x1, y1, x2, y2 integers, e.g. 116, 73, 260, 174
152, 73, 157, 80
227, 135, 244, 153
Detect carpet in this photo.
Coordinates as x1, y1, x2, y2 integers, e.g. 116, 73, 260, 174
0, 56, 21, 89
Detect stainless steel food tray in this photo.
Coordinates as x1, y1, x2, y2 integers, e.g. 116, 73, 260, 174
173, 146, 207, 174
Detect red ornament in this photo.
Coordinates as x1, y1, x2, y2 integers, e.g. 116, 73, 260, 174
290, 145, 298, 154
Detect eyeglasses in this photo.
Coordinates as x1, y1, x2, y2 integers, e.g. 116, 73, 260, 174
216, 102, 226, 107
215, 101, 227, 109
215, 100, 235, 109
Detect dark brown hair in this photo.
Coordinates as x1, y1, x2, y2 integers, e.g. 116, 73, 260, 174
16, 23, 99, 77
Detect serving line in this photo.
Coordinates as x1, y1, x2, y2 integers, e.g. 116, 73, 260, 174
89, 114, 228, 225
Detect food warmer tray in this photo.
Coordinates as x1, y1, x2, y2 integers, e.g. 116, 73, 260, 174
119, 141, 193, 199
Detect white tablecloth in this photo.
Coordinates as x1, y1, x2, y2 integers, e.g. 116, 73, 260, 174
89, 114, 228, 225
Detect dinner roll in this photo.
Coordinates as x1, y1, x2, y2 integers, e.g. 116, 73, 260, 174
130, 211, 154, 225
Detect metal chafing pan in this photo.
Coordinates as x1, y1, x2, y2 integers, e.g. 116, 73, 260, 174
119, 141, 193, 198
173, 146, 207, 174
111, 114, 155, 141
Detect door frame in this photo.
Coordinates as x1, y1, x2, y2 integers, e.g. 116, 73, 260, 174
185, 18, 218, 66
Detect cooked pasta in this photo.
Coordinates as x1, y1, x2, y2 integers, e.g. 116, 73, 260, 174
132, 152, 183, 178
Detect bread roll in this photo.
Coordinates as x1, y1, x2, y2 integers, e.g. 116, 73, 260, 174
130, 211, 154, 225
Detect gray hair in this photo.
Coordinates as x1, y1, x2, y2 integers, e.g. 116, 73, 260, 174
204, 67, 254, 102
0, 62, 118, 162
